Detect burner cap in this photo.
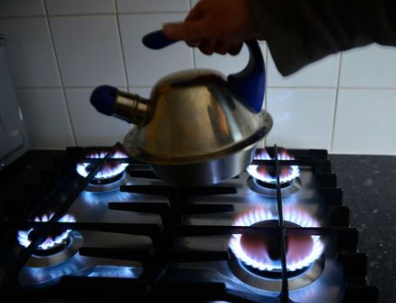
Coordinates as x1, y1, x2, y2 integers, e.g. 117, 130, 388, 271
229, 207, 325, 291
229, 208, 324, 272
247, 176, 301, 197
76, 150, 129, 185
89, 169, 125, 185
247, 148, 301, 193
229, 251, 325, 292
240, 221, 314, 266
27, 231, 84, 268
27, 229, 72, 256
18, 214, 76, 252
247, 164, 300, 186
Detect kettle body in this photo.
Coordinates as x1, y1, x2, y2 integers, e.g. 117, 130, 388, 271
91, 31, 273, 186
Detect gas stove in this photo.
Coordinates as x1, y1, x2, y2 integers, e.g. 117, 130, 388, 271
0, 144, 379, 302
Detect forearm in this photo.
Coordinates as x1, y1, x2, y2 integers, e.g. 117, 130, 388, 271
249, 0, 396, 76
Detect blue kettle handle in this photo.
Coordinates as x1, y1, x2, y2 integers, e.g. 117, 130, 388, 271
143, 30, 265, 113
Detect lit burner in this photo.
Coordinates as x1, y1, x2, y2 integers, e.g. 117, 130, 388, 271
76, 150, 129, 184
18, 213, 76, 252
247, 148, 300, 187
229, 207, 324, 272
87, 266, 141, 278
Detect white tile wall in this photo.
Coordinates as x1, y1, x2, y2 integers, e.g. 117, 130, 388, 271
50, 15, 126, 87
267, 53, 340, 88
117, 0, 189, 13
65, 88, 143, 146
119, 13, 192, 87
0, 0, 395, 154
195, 43, 266, 77
0, 0, 45, 17
332, 89, 396, 155
266, 89, 336, 149
0, 18, 61, 87
17, 89, 75, 148
191, 0, 200, 8
127, 88, 151, 98
46, 0, 116, 15
340, 44, 396, 88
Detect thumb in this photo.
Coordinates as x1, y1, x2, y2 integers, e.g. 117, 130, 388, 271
163, 21, 211, 41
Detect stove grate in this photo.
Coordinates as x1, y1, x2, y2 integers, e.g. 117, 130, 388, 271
0, 144, 379, 303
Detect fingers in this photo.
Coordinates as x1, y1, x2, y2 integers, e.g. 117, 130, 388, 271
185, 0, 206, 21
228, 42, 243, 56
163, 20, 211, 42
196, 40, 244, 56
214, 40, 243, 56
182, 0, 208, 45
163, 19, 243, 56
186, 39, 202, 47
198, 39, 217, 55
214, 40, 232, 55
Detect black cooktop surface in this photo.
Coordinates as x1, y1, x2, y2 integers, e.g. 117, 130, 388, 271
0, 145, 380, 303
331, 155, 396, 303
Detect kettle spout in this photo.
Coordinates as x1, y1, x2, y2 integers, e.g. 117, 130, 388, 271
91, 85, 149, 125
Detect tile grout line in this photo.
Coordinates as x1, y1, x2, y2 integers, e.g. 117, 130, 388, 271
329, 53, 343, 152
14, 85, 396, 90
266, 86, 337, 90
0, 12, 191, 19
189, 0, 197, 69
114, 0, 130, 88
326, 86, 396, 90
264, 44, 269, 112
330, 151, 396, 156
42, 0, 78, 146
0, 15, 47, 19
15, 86, 154, 90
264, 44, 269, 148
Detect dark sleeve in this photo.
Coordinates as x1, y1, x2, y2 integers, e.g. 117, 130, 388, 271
248, 0, 396, 76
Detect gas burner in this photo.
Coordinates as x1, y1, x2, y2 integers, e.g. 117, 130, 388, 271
17, 214, 83, 268
247, 148, 301, 196
229, 207, 324, 291
247, 175, 302, 197
86, 266, 142, 278
18, 214, 75, 251
76, 150, 129, 192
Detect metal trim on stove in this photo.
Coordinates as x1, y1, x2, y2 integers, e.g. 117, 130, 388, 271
247, 175, 302, 196
26, 231, 83, 268
229, 252, 325, 292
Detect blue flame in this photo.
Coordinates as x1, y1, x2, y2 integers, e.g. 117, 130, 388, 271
18, 214, 76, 250
76, 150, 128, 179
247, 149, 300, 184
230, 206, 324, 272
87, 266, 141, 278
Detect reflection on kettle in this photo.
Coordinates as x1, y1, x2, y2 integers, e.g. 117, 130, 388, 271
90, 30, 273, 186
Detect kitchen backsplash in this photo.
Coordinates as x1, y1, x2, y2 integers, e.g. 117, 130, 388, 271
1, 0, 396, 155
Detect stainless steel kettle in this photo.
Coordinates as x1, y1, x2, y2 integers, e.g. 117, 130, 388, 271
91, 30, 273, 186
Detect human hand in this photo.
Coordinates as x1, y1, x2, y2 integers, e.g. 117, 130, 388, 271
163, 0, 255, 56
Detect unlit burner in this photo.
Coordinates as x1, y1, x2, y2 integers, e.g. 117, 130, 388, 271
76, 150, 129, 185
247, 148, 300, 188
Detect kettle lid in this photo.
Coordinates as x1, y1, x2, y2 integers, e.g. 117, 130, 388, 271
143, 30, 266, 113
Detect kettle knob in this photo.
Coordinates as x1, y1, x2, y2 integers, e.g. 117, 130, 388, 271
91, 85, 118, 116
143, 30, 265, 113
142, 30, 176, 50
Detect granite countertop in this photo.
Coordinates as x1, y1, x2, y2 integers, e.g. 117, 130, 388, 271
330, 155, 396, 303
